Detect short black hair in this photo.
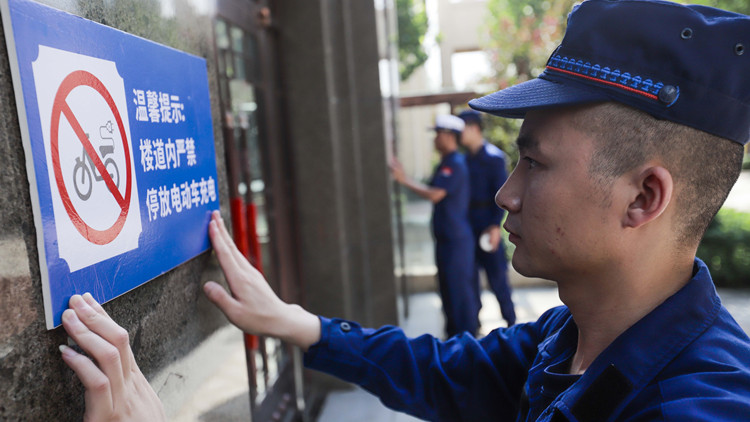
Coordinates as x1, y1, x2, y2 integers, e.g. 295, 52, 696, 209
464, 119, 483, 132
574, 102, 743, 246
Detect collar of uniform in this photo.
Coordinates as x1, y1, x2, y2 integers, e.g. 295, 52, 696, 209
551, 258, 722, 421
536, 312, 577, 362
440, 150, 459, 164
467, 141, 492, 160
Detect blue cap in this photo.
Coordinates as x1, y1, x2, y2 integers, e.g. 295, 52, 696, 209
458, 109, 482, 126
469, 0, 750, 145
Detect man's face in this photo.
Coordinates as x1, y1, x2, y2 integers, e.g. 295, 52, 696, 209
496, 108, 621, 282
459, 124, 480, 147
434, 130, 455, 153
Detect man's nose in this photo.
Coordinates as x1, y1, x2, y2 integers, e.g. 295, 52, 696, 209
496, 169, 521, 213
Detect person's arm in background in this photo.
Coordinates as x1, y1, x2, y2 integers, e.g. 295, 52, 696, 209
60, 211, 321, 421
390, 158, 447, 203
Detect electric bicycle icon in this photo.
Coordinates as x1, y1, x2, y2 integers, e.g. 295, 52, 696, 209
72, 120, 120, 201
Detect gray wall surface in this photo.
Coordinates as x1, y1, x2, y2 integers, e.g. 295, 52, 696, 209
275, 0, 399, 392
277, 0, 398, 327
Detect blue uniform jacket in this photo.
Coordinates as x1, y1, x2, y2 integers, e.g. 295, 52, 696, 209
429, 151, 472, 240
466, 141, 507, 234
304, 259, 750, 421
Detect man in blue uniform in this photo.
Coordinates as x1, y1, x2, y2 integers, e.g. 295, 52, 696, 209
60, 1, 750, 421
458, 109, 516, 327
390, 115, 479, 337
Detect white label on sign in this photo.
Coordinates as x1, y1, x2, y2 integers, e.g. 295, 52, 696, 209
32, 46, 141, 272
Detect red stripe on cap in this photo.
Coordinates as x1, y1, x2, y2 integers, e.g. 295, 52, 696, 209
546, 65, 659, 101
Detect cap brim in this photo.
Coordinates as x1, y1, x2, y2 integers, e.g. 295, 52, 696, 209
468, 77, 610, 118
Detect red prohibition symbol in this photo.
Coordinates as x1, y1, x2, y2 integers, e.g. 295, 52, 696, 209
50, 70, 132, 245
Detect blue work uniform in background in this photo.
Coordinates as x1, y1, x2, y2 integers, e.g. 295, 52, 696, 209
467, 141, 516, 326
304, 258, 750, 421
430, 151, 478, 337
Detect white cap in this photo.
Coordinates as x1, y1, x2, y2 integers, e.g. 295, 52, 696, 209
432, 115, 465, 133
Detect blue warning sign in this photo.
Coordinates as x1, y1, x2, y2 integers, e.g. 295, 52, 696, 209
2, 0, 220, 328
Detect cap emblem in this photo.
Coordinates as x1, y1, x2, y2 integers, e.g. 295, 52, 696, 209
546, 55, 680, 106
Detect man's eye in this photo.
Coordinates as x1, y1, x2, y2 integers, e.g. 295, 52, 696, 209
522, 156, 539, 169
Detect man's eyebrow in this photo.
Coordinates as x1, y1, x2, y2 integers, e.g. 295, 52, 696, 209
515, 134, 539, 152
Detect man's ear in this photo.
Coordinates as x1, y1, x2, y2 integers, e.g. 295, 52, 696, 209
624, 166, 673, 228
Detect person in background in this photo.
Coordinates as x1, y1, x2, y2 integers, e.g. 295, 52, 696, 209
390, 115, 479, 337
459, 109, 516, 327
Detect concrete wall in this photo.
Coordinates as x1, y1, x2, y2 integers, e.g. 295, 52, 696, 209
277, 0, 397, 328
0, 1, 231, 420
275, 0, 398, 390
437, 0, 488, 89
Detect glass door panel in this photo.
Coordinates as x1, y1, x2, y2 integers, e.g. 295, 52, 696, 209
214, 15, 286, 414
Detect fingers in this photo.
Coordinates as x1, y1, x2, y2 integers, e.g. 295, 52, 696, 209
208, 212, 239, 269
209, 211, 253, 275
81, 293, 137, 373
70, 295, 134, 376
209, 212, 265, 300
62, 302, 126, 405
219, 214, 257, 275
205, 211, 283, 336
203, 281, 243, 324
61, 295, 167, 421
209, 221, 250, 298
210, 211, 236, 258
60, 343, 114, 417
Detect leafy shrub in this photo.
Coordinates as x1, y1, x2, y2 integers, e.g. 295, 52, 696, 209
697, 208, 750, 288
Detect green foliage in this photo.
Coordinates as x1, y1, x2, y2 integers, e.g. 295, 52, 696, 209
396, 0, 429, 82
697, 208, 750, 288
483, 0, 573, 84
485, 116, 522, 166
683, 0, 750, 15
480, 0, 577, 166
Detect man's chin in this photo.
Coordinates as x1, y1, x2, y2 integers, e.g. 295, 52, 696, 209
511, 255, 543, 279
510, 256, 532, 277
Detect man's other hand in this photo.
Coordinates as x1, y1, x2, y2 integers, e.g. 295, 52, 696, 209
389, 158, 407, 184
204, 211, 321, 350
484, 225, 503, 253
